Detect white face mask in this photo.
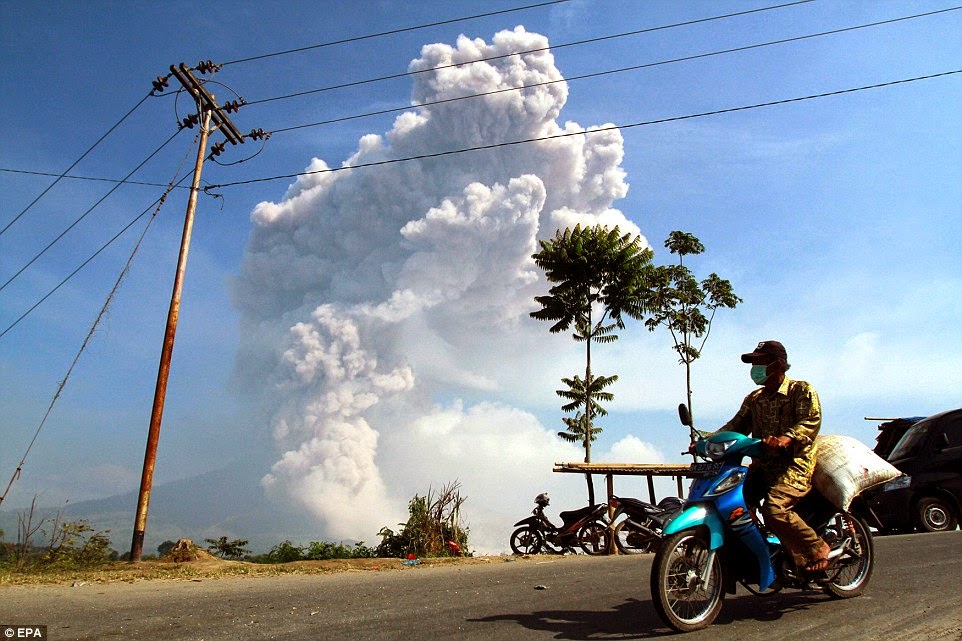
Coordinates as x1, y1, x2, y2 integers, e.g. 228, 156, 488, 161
750, 364, 769, 385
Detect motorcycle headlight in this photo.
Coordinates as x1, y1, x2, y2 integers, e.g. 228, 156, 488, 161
704, 438, 737, 461
709, 470, 745, 496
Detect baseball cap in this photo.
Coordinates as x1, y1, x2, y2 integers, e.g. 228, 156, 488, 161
741, 340, 787, 364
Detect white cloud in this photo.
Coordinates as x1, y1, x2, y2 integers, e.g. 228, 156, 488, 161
232, 26, 659, 552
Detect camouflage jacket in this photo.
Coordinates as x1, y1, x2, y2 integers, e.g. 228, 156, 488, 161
718, 377, 822, 491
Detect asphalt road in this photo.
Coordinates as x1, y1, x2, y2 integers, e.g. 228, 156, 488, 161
2, 531, 960, 641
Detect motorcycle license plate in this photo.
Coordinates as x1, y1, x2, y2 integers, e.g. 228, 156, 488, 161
689, 461, 723, 476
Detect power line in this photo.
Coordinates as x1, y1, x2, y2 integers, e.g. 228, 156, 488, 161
0, 129, 184, 293
221, 0, 572, 66
203, 69, 962, 191
0, 92, 154, 238
246, 0, 816, 107
0, 170, 193, 340
0, 152, 192, 505
0, 167, 192, 190
3, 5, 954, 183
268, 7, 961, 136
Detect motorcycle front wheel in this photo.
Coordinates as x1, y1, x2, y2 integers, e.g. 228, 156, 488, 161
510, 526, 543, 555
651, 530, 724, 632
577, 520, 610, 555
823, 514, 874, 599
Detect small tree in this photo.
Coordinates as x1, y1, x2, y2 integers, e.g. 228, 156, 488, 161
531, 224, 653, 504
205, 536, 250, 560
645, 231, 741, 427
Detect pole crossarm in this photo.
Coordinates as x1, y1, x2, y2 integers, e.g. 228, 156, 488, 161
169, 63, 245, 145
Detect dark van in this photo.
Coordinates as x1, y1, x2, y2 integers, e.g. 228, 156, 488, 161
865, 408, 962, 533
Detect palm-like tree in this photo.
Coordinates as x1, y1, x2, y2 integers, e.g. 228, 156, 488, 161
531, 224, 654, 504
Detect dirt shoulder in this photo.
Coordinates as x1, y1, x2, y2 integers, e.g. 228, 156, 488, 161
0, 552, 524, 587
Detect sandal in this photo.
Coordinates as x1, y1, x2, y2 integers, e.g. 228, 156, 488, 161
803, 541, 831, 572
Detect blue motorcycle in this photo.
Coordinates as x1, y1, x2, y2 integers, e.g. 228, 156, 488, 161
650, 405, 877, 632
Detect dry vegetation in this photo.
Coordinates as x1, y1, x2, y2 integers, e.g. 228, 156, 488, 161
1, 482, 492, 586
0, 546, 508, 587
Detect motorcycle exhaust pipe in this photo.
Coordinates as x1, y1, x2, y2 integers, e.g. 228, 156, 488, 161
625, 518, 663, 539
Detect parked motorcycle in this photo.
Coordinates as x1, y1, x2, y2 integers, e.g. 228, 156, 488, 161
510, 493, 610, 555
650, 404, 877, 632
609, 494, 683, 554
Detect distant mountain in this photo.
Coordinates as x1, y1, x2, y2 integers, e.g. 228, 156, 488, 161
0, 461, 326, 556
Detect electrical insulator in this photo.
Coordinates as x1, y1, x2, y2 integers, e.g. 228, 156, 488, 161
247, 128, 271, 141
196, 59, 221, 75
152, 75, 169, 93
180, 113, 200, 130
223, 99, 247, 114
210, 141, 226, 157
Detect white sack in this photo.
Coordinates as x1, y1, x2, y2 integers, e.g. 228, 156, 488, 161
813, 434, 902, 511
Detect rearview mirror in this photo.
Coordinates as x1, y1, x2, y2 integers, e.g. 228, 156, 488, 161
678, 403, 692, 427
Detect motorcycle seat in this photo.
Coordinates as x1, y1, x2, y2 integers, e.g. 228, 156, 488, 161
559, 504, 600, 526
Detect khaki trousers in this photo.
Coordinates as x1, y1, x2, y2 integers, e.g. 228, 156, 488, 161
760, 481, 825, 568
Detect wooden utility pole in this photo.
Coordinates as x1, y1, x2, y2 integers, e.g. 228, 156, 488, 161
129, 63, 244, 562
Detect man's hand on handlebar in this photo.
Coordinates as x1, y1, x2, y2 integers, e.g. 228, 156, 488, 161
762, 435, 793, 450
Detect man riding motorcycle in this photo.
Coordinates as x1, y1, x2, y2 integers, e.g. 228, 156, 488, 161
698, 340, 830, 573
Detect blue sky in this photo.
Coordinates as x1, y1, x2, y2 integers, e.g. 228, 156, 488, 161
1, 1, 960, 552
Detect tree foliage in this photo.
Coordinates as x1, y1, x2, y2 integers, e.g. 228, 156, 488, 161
264, 540, 304, 563
303, 540, 374, 560
645, 231, 741, 426
157, 540, 177, 558
555, 373, 617, 445
205, 536, 250, 560
531, 225, 653, 337
531, 225, 653, 503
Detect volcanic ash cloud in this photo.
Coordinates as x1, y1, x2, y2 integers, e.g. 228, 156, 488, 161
233, 26, 648, 548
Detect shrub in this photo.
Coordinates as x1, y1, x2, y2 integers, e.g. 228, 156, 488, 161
304, 540, 375, 560
157, 540, 177, 557
266, 540, 304, 563
376, 481, 469, 558
38, 519, 116, 569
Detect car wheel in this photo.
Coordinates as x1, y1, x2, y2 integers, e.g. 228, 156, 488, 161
916, 497, 958, 532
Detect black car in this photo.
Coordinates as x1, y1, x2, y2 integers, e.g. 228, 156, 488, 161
864, 408, 962, 533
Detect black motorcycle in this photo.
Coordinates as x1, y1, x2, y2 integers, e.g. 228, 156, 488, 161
609, 494, 684, 554
510, 493, 609, 555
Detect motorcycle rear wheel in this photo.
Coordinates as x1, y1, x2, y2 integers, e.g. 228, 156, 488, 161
613, 520, 656, 554
651, 531, 724, 632
510, 526, 543, 555
823, 514, 874, 599
577, 520, 610, 555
